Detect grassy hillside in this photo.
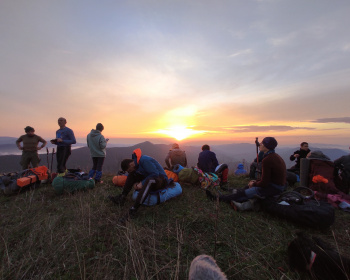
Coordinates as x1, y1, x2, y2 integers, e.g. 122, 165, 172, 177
1, 175, 349, 279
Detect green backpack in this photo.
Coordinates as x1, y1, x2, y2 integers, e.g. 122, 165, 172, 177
178, 168, 199, 184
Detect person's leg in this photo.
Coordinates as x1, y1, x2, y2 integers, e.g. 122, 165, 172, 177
94, 157, 105, 183
20, 151, 31, 170
30, 151, 41, 168
109, 172, 144, 205
132, 176, 167, 209
88, 157, 98, 178
61, 146, 71, 171
56, 146, 65, 173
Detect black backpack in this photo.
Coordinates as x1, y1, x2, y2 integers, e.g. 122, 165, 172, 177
261, 187, 335, 229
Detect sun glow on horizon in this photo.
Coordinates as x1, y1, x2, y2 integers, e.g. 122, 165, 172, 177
155, 126, 206, 141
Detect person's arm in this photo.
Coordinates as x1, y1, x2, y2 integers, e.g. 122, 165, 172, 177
254, 158, 271, 188
62, 128, 76, 145
212, 154, 219, 168
99, 135, 107, 149
16, 136, 23, 150
165, 152, 171, 168
37, 136, 47, 150
141, 160, 161, 186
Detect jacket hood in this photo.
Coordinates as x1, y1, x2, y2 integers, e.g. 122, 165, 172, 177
237, 163, 244, 169
132, 148, 142, 166
89, 129, 101, 137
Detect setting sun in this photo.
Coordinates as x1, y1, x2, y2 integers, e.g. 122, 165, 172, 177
156, 126, 205, 141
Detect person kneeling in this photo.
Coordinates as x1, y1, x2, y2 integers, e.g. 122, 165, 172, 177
206, 137, 286, 205
108, 148, 169, 224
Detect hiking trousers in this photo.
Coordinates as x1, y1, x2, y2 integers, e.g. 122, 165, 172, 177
56, 146, 71, 173
219, 183, 286, 203
122, 172, 168, 209
20, 151, 40, 170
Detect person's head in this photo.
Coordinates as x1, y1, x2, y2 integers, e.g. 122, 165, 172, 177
58, 117, 67, 129
172, 143, 179, 150
121, 159, 135, 173
24, 126, 35, 136
300, 142, 309, 151
96, 123, 104, 132
260, 137, 278, 153
202, 144, 210, 151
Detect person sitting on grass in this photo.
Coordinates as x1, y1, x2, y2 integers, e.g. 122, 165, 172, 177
206, 137, 286, 203
108, 148, 169, 224
197, 144, 229, 187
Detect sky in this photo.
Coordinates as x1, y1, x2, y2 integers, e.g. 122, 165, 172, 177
1, 0, 350, 147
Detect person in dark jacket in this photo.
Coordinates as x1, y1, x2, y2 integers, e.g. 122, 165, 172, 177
109, 148, 169, 223
197, 144, 219, 173
334, 149, 350, 194
197, 144, 229, 186
50, 117, 76, 174
165, 143, 187, 169
206, 137, 286, 203
288, 142, 310, 174
87, 123, 108, 183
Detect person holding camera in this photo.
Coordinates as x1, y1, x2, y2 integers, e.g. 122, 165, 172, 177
87, 123, 109, 183
50, 117, 76, 174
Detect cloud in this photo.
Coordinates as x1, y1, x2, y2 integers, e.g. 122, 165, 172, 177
311, 117, 350, 124
228, 125, 315, 133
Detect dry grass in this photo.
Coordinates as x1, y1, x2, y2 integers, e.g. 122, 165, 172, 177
1, 174, 350, 279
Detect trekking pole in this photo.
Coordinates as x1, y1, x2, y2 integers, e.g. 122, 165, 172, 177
51, 148, 55, 173
255, 137, 259, 164
46, 147, 50, 171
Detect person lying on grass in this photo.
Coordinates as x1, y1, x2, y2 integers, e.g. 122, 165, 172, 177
108, 148, 169, 224
206, 137, 286, 203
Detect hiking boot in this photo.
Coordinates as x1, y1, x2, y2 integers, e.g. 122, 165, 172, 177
230, 200, 253, 211
205, 190, 217, 201
108, 194, 126, 206
118, 208, 137, 225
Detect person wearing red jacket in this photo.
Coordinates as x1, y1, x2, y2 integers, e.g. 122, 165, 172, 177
206, 137, 286, 203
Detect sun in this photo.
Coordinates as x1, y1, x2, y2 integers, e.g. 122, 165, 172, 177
156, 126, 205, 141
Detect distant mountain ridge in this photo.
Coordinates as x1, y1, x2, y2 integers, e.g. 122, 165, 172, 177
0, 139, 348, 173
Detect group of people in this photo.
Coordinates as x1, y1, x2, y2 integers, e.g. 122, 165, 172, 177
16, 120, 350, 220
15, 118, 108, 183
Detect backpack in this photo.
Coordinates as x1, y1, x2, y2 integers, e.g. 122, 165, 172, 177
52, 170, 95, 194
178, 168, 200, 185
0, 172, 20, 195
261, 187, 335, 229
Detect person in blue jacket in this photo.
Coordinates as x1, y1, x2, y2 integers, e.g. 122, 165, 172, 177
234, 163, 247, 176
50, 117, 76, 174
109, 148, 169, 223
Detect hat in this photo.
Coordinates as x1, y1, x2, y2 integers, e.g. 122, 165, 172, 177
24, 126, 34, 133
261, 137, 278, 150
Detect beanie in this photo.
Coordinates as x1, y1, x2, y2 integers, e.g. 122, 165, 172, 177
261, 137, 278, 150
24, 126, 34, 133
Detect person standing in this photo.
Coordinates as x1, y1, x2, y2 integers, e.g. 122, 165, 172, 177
50, 117, 76, 174
87, 123, 108, 183
16, 126, 47, 170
